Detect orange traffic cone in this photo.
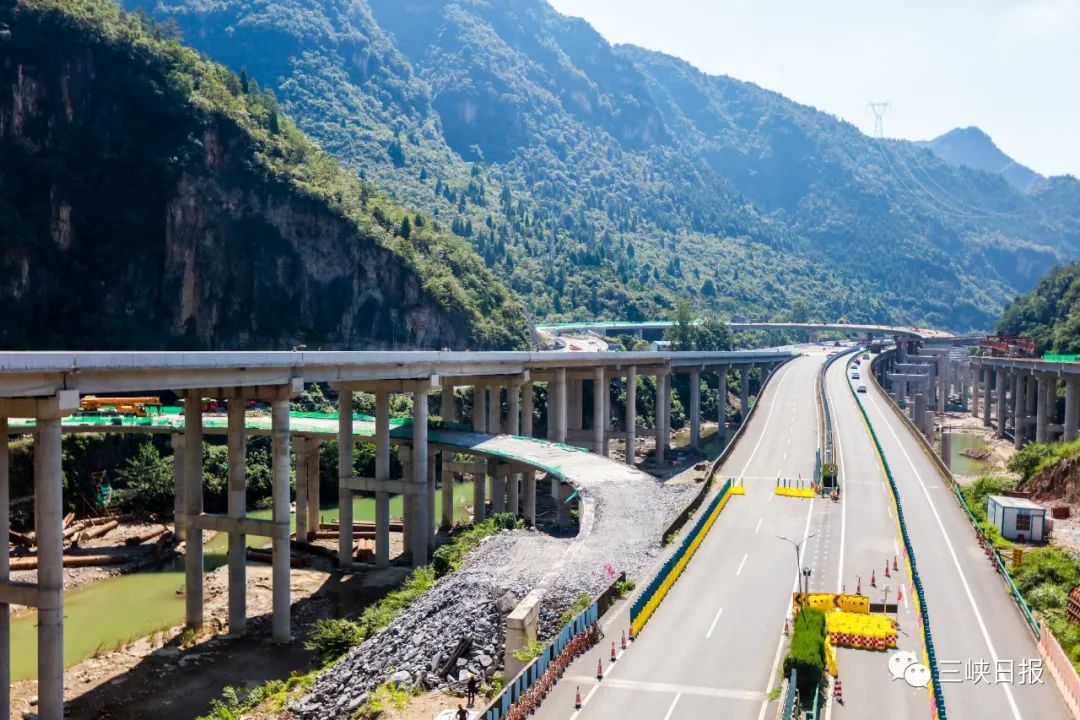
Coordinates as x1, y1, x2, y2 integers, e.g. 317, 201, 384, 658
834, 676, 844, 705
893, 556, 899, 572
596, 658, 604, 681
611, 642, 617, 663
621, 630, 627, 650
871, 569, 877, 587
575, 686, 582, 709
885, 558, 891, 578
897, 585, 904, 603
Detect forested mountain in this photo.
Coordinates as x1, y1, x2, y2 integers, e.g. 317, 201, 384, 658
997, 262, 1080, 355
918, 127, 1043, 193
122, 0, 1080, 332
0, 0, 528, 350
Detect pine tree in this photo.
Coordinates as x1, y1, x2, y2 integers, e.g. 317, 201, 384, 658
400, 216, 412, 239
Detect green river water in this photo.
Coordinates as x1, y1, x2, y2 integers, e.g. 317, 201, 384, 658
10, 482, 477, 681
948, 432, 993, 476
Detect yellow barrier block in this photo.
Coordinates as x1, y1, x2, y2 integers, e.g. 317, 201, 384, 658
774, 486, 815, 498
825, 610, 898, 650
730, 485, 746, 495
825, 636, 838, 677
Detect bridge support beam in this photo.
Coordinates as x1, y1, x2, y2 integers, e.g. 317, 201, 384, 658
522, 381, 534, 438
996, 368, 1009, 436
971, 368, 981, 419
1066, 380, 1080, 443
551, 369, 567, 444
654, 369, 669, 464
227, 391, 247, 636
36, 412, 64, 720
172, 433, 186, 541
689, 370, 701, 450
473, 457, 487, 524
338, 389, 354, 569
593, 367, 607, 455
625, 366, 637, 465
523, 469, 537, 526
412, 382, 430, 565
184, 390, 205, 628
270, 393, 292, 642
441, 384, 456, 423
1014, 372, 1028, 448
982, 369, 993, 428
739, 365, 751, 420
1036, 374, 1049, 443
508, 383, 522, 515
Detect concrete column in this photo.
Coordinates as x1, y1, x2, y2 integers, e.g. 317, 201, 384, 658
982, 369, 993, 428
1014, 373, 1028, 448
940, 431, 952, 471
569, 379, 582, 433
487, 384, 501, 435
507, 468, 520, 517
740, 365, 751, 419
271, 395, 291, 642
523, 470, 537, 526
441, 384, 456, 423
428, 452, 437, 541
400, 447, 412, 558
338, 389, 354, 569
374, 390, 390, 567
441, 454, 454, 531
35, 416, 63, 720
412, 386, 429, 565
489, 470, 505, 513
689, 370, 701, 449
172, 433, 186, 541
971, 367, 981, 419
593, 366, 606, 455
996, 368, 1008, 435
522, 381, 534, 437
294, 436, 309, 544
184, 391, 204, 628
1046, 376, 1059, 441
306, 440, 321, 541
227, 393, 247, 636
655, 371, 668, 464
1027, 375, 1038, 417
914, 393, 928, 439
473, 458, 487, 523
1065, 380, 1080, 443
508, 386, 521, 515
553, 369, 567, 443
0, 418, 8, 720
625, 366, 637, 466
472, 386, 485, 432
1036, 374, 1048, 443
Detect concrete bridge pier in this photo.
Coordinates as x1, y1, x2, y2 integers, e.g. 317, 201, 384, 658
226, 391, 247, 636
1036, 374, 1050, 442
983, 369, 993, 428
971, 368, 981, 419
523, 469, 537, 526
1014, 371, 1028, 448
593, 367, 607, 455
472, 385, 486, 432
184, 391, 205, 628
441, 384, 456, 423
473, 458, 488, 523
338, 389, 354, 569
0, 418, 8, 720
996, 368, 1009, 436
521, 380, 534, 437
688, 370, 701, 450
270, 392, 292, 641
739, 365, 751, 420
1065, 380, 1080, 442
172, 433, 186, 541
624, 366, 637, 465
654, 368, 670, 463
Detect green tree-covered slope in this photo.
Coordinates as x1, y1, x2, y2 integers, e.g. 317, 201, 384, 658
0, 0, 528, 350
124, 0, 1080, 331
997, 262, 1080, 355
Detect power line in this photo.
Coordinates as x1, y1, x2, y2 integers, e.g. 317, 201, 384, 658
869, 102, 890, 138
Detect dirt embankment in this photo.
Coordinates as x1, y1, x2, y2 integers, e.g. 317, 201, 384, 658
1026, 455, 1080, 506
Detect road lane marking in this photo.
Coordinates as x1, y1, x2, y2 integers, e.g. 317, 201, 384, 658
865, 389, 1023, 720
737, 553, 748, 576
706, 607, 725, 639
737, 371, 790, 480
567, 677, 765, 701
755, 517, 763, 533
662, 693, 682, 720
759, 497, 815, 720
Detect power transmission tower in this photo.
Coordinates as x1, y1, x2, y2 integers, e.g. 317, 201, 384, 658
869, 102, 890, 138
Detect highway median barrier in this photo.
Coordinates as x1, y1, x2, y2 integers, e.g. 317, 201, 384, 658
774, 476, 815, 498
630, 478, 735, 637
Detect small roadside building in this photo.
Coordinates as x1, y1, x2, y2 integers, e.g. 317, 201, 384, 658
987, 495, 1047, 543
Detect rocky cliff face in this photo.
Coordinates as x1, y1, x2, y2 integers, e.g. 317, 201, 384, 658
0, 1, 527, 350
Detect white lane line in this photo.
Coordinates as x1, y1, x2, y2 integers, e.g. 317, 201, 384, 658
663, 693, 682, 720
894, 538, 900, 556
737, 553, 748, 576
759, 498, 815, 720
826, 366, 847, 594
567, 677, 764, 701
706, 607, 725, 639
755, 517, 763, 534
886, 502, 893, 520
737, 371, 791, 480
568, 682, 601, 720
865, 390, 1023, 720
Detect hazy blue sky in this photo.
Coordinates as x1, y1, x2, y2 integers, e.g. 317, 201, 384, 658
547, 0, 1080, 178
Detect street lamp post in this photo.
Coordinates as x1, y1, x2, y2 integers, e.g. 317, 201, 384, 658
778, 534, 817, 596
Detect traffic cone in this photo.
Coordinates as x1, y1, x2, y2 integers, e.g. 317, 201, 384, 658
596, 658, 604, 681
834, 676, 844, 705
893, 556, 899, 572
575, 686, 582, 709
856, 576, 862, 595
897, 585, 904, 603
784, 618, 790, 636
620, 630, 627, 650
885, 558, 891, 578
871, 569, 877, 587
611, 642, 617, 663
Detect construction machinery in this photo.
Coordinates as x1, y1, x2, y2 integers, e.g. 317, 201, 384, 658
78, 395, 163, 417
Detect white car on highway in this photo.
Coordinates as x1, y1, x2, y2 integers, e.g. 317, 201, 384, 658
857, 384, 867, 393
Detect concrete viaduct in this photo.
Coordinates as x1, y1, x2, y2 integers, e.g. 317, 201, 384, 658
537, 320, 951, 343
0, 348, 793, 720
873, 344, 1080, 449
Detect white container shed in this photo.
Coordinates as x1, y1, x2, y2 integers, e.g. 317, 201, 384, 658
987, 495, 1047, 543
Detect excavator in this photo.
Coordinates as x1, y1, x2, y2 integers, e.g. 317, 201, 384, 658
78, 396, 163, 417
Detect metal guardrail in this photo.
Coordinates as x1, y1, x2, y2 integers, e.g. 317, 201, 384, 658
780, 669, 798, 720
819, 347, 859, 467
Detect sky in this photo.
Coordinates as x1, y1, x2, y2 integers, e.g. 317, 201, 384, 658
547, 0, 1080, 178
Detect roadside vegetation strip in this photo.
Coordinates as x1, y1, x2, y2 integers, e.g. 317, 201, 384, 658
846, 361, 947, 720
630, 478, 735, 637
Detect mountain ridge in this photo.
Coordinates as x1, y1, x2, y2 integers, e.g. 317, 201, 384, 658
918, 126, 1045, 193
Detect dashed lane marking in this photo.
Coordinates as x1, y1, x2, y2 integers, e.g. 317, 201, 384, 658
663, 693, 682, 720
706, 607, 725, 639
567, 677, 765, 702
737, 553, 748, 576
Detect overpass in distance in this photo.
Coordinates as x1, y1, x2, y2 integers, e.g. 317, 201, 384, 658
537, 319, 955, 341
0, 341, 1073, 720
